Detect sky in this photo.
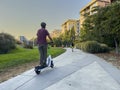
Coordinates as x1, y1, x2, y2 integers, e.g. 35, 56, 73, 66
0, 0, 91, 39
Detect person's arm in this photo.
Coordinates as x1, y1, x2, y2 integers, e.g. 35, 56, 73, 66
48, 35, 53, 43
46, 30, 53, 43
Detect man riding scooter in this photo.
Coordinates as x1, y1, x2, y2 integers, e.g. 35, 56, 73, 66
37, 22, 53, 68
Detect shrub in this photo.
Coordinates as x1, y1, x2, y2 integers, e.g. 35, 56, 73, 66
0, 33, 16, 54
76, 43, 81, 49
24, 44, 33, 49
76, 41, 110, 53
76, 42, 84, 49
100, 44, 110, 53
82, 41, 101, 53
16, 40, 22, 45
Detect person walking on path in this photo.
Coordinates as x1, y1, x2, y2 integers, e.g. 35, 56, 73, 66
37, 22, 53, 67
71, 42, 74, 52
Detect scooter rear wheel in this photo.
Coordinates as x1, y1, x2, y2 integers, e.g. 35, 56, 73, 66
50, 61, 54, 68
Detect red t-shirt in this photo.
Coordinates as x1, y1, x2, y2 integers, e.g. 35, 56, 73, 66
37, 28, 49, 45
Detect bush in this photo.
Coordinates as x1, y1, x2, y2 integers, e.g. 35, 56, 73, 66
16, 40, 22, 45
0, 33, 16, 54
24, 44, 33, 49
82, 41, 101, 53
76, 41, 110, 53
76, 43, 81, 49
100, 44, 110, 53
76, 42, 83, 49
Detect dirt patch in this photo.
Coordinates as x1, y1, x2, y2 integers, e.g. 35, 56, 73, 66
95, 52, 120, 69
0, 61, 39, 83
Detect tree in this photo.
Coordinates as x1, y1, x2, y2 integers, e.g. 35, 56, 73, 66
80, 1, 120, 53
104, 2, 120, 53
70, 26, 76, 43
80, 15, 95, 42
62, 30, 70, 46
53, 37, 62, 47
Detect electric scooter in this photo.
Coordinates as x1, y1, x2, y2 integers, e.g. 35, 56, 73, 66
35, 55, 54, 75
34, 42, 54, 75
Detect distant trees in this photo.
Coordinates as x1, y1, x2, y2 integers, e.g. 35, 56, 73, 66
80, 1, 120, 53
0, 33, 16, 54
52, 37, 62, 47
51, 26, 76, 47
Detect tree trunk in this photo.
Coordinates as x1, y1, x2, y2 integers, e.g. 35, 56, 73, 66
114, 37, 119, 54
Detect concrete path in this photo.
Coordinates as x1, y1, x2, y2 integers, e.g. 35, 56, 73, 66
0, 48, 120, 90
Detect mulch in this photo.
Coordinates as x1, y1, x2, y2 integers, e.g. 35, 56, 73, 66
95, 52, 120, 69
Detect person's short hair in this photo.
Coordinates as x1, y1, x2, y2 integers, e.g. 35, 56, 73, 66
41, 22, 46, 28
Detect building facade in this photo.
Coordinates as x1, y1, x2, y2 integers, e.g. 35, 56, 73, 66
19, 36, 29, 45
80, 0, 112, 28
61, 19, 80, 35
76, 20, 80, 36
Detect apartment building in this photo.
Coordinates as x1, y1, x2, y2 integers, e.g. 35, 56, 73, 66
61, 19, 80, 35
80, 0, 112, 28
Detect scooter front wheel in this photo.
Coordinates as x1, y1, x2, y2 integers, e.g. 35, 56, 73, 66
35, 70, 41, 75
35, 66, 41, 75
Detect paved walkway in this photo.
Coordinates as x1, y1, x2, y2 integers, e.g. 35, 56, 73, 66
0, 48, 120, 90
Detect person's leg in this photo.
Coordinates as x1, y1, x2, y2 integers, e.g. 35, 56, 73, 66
38, 45, 44, 66
72, 45, 74, 52
43, 44, 47, 66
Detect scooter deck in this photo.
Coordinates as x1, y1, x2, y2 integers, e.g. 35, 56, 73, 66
35, 65, 47, 70
35, 60, 54, 75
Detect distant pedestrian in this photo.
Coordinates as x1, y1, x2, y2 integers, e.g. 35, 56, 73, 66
37, 22, 53, 67
71, 42, 74, 52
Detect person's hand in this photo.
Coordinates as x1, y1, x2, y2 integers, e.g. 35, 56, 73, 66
47, 41, 53, 44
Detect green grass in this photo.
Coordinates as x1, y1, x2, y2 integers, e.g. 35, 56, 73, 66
0, 46, 66, 72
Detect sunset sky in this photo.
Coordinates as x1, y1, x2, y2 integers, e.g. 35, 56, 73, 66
0, 0, 91, 39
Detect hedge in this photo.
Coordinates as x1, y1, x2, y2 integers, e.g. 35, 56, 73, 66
76, 41, 110, 53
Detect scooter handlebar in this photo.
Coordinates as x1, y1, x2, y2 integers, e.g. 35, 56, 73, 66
47, 42, 53, 45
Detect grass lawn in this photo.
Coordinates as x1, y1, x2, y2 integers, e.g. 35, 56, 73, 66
0, 46, 66, 73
